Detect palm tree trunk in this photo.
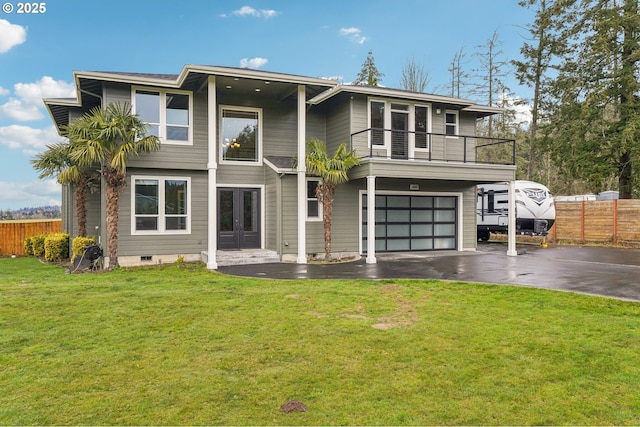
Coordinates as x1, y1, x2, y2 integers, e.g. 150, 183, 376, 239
321, 185, 335, 261
105, 182, 120, 268
75, 175, 87, 237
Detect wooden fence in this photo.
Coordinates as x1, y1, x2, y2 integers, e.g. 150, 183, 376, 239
551, 200, 640, 244
0, 219, 63, 256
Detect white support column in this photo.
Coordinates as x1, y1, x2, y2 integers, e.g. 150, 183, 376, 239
206, 76, 219, 269
296, 85, 307, 264
366, 175, 377, 264
507, 179, 518, 257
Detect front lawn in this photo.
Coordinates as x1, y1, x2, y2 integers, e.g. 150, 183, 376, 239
1, 258, 639, 425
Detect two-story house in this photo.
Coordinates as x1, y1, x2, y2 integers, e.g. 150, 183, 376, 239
45, 65, 517, 269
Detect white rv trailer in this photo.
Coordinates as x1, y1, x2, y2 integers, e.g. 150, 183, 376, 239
477, 180, 556, 241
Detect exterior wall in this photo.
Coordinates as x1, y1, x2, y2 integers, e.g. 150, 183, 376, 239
103, 83, 208, 170
115, 168, 208, 266
264, 169, 279, 252
325, 96, 352, 153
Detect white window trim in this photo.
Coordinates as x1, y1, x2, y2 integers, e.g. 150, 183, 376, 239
132, 87, 193, 146
306, 177, 323, 222
368, 99, 388, 150
369, 99, 433, 156
219, 105, 263, 166
413, 104, 432, 152
445, 110, 459, 139
131, 175, 192, 235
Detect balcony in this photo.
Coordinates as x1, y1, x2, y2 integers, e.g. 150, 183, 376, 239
350, 128, 516, 166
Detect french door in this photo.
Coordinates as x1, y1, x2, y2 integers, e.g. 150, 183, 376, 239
217, 188, 260, 249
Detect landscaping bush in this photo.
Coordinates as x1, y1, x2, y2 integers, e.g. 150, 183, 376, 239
23, 236, 34, 256
72, 236, 97, 259
44, 233, 70, 262
30, 234, 47, 258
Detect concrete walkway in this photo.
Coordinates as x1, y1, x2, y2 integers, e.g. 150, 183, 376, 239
218, 243, 640, 302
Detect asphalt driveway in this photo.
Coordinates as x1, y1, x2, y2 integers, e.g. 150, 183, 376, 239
218, 244, 640, 302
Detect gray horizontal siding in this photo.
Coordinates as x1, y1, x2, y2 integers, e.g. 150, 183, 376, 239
116, 169, 208, 257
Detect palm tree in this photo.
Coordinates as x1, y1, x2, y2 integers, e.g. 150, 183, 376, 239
32, 142, 92, 237
65, 102, 160, 268
305, 138, 360, 261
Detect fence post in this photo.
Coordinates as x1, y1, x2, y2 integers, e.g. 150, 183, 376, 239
613, 199, 618, 244
581, 200, 585, 241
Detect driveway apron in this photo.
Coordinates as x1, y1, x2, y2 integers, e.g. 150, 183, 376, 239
217, 244, 640, 302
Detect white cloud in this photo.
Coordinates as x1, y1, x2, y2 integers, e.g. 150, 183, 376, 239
0, 19, 26, 54
0, 76, 76, 121
339, 27, 367, 44
240, 57, 268, 69
0, 86, 9, 96
221, 6, 279, 19
0, 125, 61, 156
0, 179, 61, 210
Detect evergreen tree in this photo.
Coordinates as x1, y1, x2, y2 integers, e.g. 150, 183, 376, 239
354, 50, 384, 86
547, 0, 640, 198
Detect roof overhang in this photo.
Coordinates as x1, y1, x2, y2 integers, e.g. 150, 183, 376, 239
308, 84, 506, 117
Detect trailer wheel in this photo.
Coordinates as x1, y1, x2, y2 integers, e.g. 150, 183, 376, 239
478, 230, 490, 241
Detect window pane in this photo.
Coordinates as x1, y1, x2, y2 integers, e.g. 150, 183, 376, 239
435, 238, 456, 249
307, 180, 318, 198
411, 210, 433, 222
412, 197, 433, 208
387, 239, 410, 251
387, 224, 410, 237
435, 197, 456, 208
166, 217, 187, 230
446, 112, 457, 136
446, 112, 457, 124
167, 126, 188, 141
165, 180, 187, 215
371, 101, 385, 146
307, 201, 319, 217
412, 239, 433, 250
166, 94, 189, 125
415, 106, 428, 149
222, 110, 258, 161
136, 217, 158, 231
434, 224, 455, 236
391, 103, 408, 111
388, 196, 410, 207
135, 179, 158, 215
136, 91, 160, 124
388, 210, 410, 222
435, 210, 456, 222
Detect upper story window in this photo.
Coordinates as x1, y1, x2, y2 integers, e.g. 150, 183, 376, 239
220, 106, 262, 164
445, 110, 459, 137
369, 99, 431, 151
133, 89, 192, 145
370, 101, 385, 146
415, 105, 429, 150
133, 176, 190, 234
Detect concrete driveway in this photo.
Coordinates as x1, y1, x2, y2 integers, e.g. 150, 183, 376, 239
218, 244, 640, 302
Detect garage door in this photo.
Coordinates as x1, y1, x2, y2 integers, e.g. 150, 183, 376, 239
362, 194, 457, 252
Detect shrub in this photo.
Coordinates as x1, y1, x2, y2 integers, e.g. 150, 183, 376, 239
31, 234, 47, 258
72, 236, 97, 259
44, 233, 70, 262
23, 236, 34, 256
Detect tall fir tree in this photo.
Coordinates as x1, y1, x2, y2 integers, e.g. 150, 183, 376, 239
354, 50, 384, 86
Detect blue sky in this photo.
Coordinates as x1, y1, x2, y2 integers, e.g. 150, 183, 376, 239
0, 0, 535, 210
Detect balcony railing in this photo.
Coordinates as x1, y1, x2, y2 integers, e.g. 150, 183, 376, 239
350, 128, 516, 166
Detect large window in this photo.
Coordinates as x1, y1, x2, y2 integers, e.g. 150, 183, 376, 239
369, 100, 431, 152
221, 107, 261, 163
133, 176, 190, 234
133, 89, 192, 144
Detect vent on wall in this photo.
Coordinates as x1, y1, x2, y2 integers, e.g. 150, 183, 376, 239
141, 255, 153, 262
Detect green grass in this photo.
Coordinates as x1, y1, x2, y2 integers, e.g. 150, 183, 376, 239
2, 257, 640, 425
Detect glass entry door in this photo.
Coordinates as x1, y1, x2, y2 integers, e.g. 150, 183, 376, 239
391, 108, 409, 159
217, 188, 260, 249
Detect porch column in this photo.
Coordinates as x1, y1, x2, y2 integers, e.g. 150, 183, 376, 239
507, 180, 517, 257
207, 76, 218, 269
296, 85, 307, 264
366, 175, 377, 264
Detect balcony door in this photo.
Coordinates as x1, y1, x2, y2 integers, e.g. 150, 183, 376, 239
391, 104, 409, 159
217, 188, 260, 249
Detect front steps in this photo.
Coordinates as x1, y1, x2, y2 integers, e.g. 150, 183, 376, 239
202, 249, 281, 267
